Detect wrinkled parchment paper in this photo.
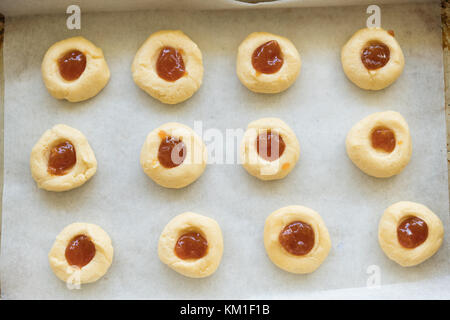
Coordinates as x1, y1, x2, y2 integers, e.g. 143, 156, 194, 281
1, 3, 449, 299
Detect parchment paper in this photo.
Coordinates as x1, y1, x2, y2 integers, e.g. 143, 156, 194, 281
1, 3, 449, 299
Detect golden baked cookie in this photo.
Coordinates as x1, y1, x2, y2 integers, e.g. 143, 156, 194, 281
30, 124, 97, 192
341, 27, 404, 90
140, 122, 207, 189
158, 212, 223, 278
240, 118, 300, 181
346, 111, 412, 178
132, 30, 203, 104
236, 32, 301, 93
378, 201, 444, 267
264, 205, 331, 274
48, 223, 114, 284
41, 36, 110, 102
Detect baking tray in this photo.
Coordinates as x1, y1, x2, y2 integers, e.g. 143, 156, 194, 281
0, 0, 449, 299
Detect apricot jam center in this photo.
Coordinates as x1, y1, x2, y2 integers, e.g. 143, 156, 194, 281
48, 140, 76, 176
279, 221, 315, 256
257, 130, 286, 161
371, 126, 396, 153
252, 40, 283, 74
58, 50, 86, 81
361, 41, 390, 70
65, 235, 96, 268
397, 216, 428, 249
156, 47, 185, 81
158, 136, 186, 168
174, 232, 208, 260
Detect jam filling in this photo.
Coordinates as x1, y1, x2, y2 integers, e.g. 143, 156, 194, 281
257, 130, 286, 161
397, 216, 428, 249
279, 221, 315, 256
174, 232, 208, 260
156, 47, 186, 81
158, 135, 186, 168
371, 126, 396, 153
58, 50, 87, 81
252, 40, 284, 74
361, 41, 390, 70
65, 234, 96, 268
48, 140, 77, 176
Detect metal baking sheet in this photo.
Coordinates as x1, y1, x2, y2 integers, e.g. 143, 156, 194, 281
0, 2, 449, 299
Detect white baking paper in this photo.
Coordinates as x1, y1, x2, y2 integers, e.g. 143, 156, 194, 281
1, 2, 449, 299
